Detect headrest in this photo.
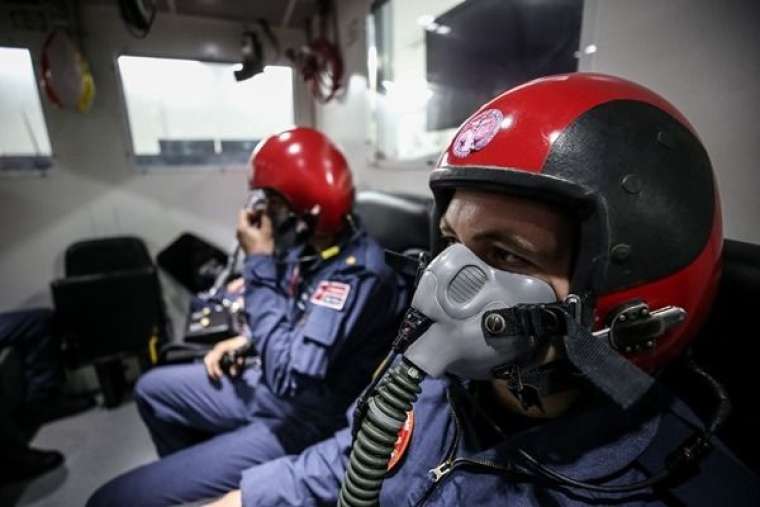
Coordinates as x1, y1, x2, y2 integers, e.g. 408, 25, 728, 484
65, 236, 152, 277
686, 239, 760, 474
354, 191, 433, 254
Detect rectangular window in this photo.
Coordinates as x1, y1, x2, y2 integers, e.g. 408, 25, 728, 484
368, 0, 583, 165
117, 56, 295, 167
0, 47, 53, 172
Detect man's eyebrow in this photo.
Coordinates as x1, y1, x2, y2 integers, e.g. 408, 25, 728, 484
471, 230, 544, 259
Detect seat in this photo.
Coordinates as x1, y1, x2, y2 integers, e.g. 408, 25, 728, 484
156, 232, 229, 294
51, 236, 168, 406
0, 347, 24, 414
353, 191, 433, 255
664, 239, 760, 475
64, 236, 155, 277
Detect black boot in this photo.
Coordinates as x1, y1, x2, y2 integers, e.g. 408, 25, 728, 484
1, 446, 64, 484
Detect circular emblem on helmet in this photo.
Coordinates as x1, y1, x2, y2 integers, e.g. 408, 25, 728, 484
451, 108, 503, 158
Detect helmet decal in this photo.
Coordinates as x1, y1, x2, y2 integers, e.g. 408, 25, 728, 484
452, 109, 503, 158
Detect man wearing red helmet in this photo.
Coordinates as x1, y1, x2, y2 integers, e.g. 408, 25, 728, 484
214, 74, 758, 507
88, 128, 408, 506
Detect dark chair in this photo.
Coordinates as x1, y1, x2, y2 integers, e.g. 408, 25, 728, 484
665, 239, 760, 475
51, 236, 168, 406
156, 232, 229, 294
353, 190, 433, 254
64, 236, 155, 277
0, 347, 24, 414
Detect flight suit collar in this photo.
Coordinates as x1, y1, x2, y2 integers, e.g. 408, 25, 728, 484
282, 226, 369, 276
449, 381, 662, 482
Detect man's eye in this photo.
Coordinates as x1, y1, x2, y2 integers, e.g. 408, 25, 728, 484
441, 236, 459, 247
489, 248, 531, 270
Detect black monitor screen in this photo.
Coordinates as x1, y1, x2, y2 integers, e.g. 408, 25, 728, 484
426, 0, 584, 130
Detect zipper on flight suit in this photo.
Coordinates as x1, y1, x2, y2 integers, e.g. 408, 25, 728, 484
428, 389, 463, 483
418, 388, 516, 506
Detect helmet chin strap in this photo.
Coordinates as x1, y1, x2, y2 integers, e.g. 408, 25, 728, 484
276, 213, 361, 267
484, 297, 686, 410
491, 358, 579, 413
272, 214, 311, 258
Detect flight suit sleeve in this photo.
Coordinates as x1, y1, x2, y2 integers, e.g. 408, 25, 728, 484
240, 425, 352, 506
242, 253, 393, 398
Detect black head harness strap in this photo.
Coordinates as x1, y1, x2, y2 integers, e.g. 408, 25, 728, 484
483, 300, 656, 410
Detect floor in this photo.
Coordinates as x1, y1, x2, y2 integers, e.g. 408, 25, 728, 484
0, 399, 158, 507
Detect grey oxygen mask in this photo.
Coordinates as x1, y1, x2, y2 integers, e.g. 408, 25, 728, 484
247, 189, 312, 257
402, 243, 557, 380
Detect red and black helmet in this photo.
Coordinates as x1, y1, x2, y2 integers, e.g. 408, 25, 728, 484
432, 73, 722, 372
249, 127, 354, 236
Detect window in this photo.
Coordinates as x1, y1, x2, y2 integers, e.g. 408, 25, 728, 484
0, 47, 53, 172
368, 0, 583, 165
117, 56, 295, 167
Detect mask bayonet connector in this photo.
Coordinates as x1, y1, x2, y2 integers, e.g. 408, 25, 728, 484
393, 307, 433, 353
593, 301, 687, 354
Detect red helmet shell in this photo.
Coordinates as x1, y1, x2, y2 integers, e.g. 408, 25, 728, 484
249, 127, 354, 235
432, 73, 722, 371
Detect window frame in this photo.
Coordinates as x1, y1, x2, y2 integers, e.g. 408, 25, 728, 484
0, 44, 55, 177
114, 52, 297, 173
365, 0, 583, 172
365, 1, 453, 173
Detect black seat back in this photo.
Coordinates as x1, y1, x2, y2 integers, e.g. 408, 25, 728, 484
52, 270, 164, 362
669, 239, 760, 474
353, 191, 433, 254
65, 236, 152, 276
52, 236, 167, 364
156, 233, 229, 293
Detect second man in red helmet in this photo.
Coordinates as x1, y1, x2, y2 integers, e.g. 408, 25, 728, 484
218, 74, 759, 507
88, 127, 409, 506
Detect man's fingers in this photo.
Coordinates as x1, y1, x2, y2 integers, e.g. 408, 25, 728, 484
258, 213, 273, 236
205, 352, 222, 380
226, 277, 245, 294
203, 355, 216, 379
237, 209, 249, 230
202, 490, 242, 507
212, 356, 224, 379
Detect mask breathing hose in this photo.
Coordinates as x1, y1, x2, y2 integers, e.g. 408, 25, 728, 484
338, 358, 425, 507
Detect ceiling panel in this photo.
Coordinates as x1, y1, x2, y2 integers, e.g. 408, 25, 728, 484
81, 0, 320, 29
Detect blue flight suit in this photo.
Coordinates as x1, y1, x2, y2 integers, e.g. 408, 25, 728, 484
0, 308, 61, 402
241, 376, 760, 506
87, 229, 407, 506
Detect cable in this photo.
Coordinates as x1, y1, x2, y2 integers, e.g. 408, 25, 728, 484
684, 357, 731, 435
118, 0, 157, 39
517, 357, 730, 493
517, 449, 671, 493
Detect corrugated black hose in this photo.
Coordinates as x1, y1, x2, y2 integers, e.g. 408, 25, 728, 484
337, 358, 425, 507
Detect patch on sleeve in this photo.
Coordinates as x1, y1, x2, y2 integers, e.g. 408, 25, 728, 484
388, 410, 414, 472
310, 281, 351, 311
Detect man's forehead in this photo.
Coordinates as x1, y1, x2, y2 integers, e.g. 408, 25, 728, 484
442, 190, 574, 257
440, 213, 537, 252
